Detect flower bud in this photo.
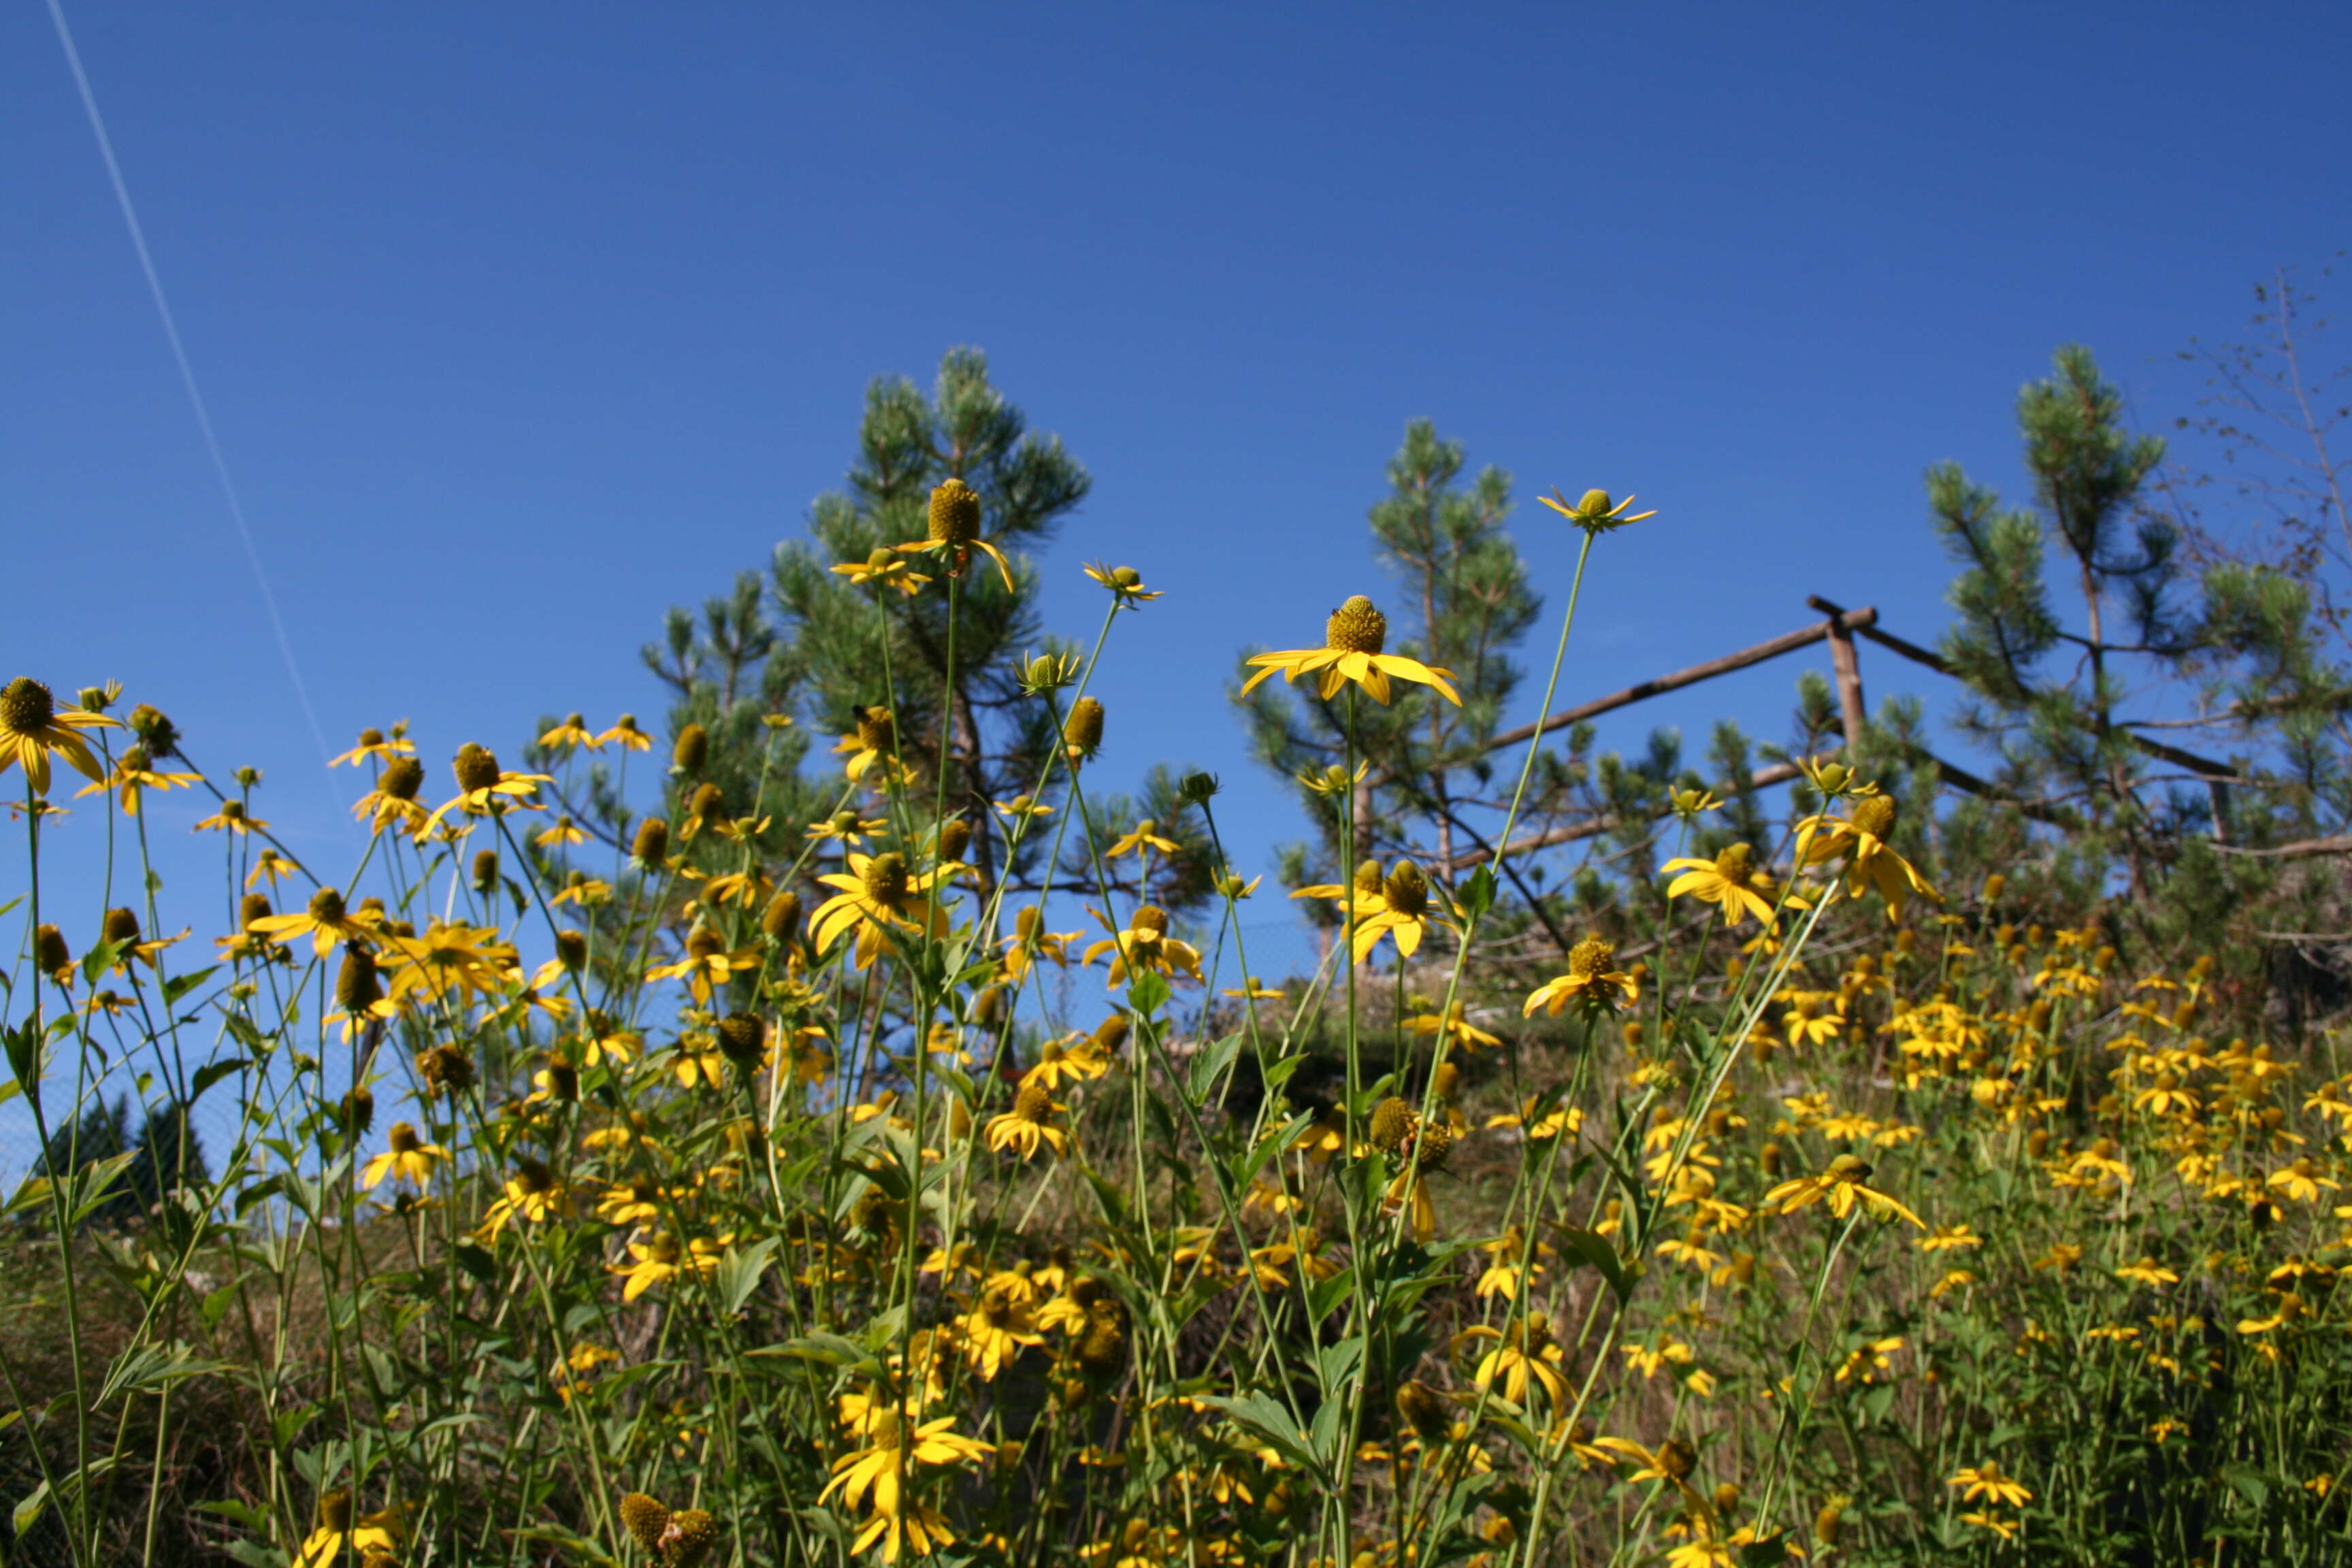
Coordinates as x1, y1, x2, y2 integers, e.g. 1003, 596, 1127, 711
34, 924, 71, 978
761, 889, 802, 943
631, 816, 670, 865
127, 703, 181, 757
335, 945, 382, 1011
1063, 696, 1105, 760
670, 723, 708, 776
471, 849, 499, 894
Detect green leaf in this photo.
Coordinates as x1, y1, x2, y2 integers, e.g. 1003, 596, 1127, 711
79, 939, 129, 987
13, 1479, 50, 1537
1126, 970, 1171, 1017
2, 1017, 40, 1101
453, 1243, 499, 1284
716, 1237, 781, 1315
1185, 1032, 1245, 1106
1261, 1051, 1307, 1090
1196, 1391, 1324, 1480
161, 967, 218, 1006
67, 1151, 140, 1225
2221, 1463, 2269, 1507
1553, 1225, 1633, 1304
98, 1343, 226, 1404
191, 1058, 249, 1101
1458, 864, 1497, 920
1306, 1266, 1355, 1326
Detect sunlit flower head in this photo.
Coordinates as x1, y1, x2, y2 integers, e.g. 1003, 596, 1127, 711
833, 544, 932, 597
1537, 486, 1656, 534
1083, 561, 1161, 606
0, 678, 115, 796
1242, 596, 1461, 706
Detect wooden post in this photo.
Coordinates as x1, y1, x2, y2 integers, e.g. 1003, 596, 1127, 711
1825, 615, 1867, 755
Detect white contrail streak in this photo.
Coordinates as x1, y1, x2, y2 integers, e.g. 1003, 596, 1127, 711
44, 0, 340, 780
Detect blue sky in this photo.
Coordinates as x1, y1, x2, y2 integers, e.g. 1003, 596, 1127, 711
5, 1, 2348, 1000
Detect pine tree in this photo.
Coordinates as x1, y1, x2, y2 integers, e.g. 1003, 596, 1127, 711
1239, 419, 1537, 890
534, 348, 1139, 962
1929, 344, 2349, 885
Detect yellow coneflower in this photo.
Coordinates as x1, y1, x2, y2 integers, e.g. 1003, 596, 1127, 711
1352, 859, 1450, 963
194, 798, 269, 836
476, 1157, 570, 1241
1082, 560, 1162, 606
416, 743, 550, 838
1104, 818, 1180, 860
380, 921, 518, 1007
1661, 843, 1795, 929
535, 813, 589, 848
1763, 1153, 1924, 1228
251, 887, 381, 960
1241, 596, 1461, 706
1080, 904, 1202, 986
361, 1122, 449, 1191
1404, 998, 1504, 1051
832, 707, 910, 785
1795, 794, 1938, 920
1062, 696, 1105, 762
329, 725, 416, 767
0, 678, 115, 796
74, 743, 200, 816
894, 476, 1015, 590
1458, 1311, 1568, 1406
832, 544, 932, 597
244, 849, 302, 891
819, 1406, 991, 1564
352, 755, 428, 835
1948, 1460, 2031, 1507
805, 808, 888, 849
959, 1283, 1045, 1379
293, 1489, 402, 1568
644, 924, 762, 1004
610, 1231, 725, 1302
1524, 936, 1641, 1019
1000, 905, 1078, 984
810, 851, 948, 970
985, 1080, 1071, 1161
1537, 486, 1656, 534
597, 713, 653, 752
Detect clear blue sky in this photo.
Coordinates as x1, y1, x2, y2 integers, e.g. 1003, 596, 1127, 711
6, 1, 2349, 960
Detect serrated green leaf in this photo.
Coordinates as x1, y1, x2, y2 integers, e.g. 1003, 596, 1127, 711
1554, 1225, 1633, 1303
716, 1237, 781, 1315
